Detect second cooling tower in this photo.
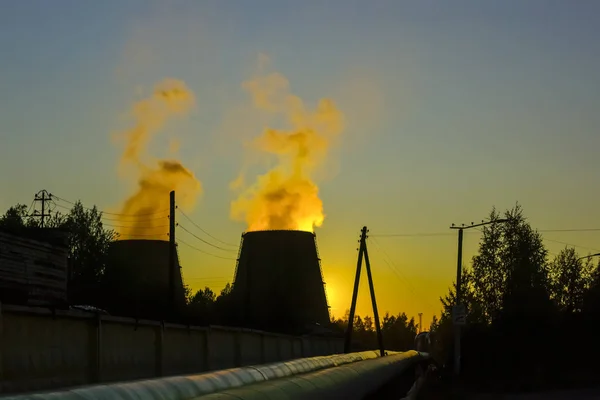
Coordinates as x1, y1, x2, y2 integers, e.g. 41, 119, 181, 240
232, 230, 331, 334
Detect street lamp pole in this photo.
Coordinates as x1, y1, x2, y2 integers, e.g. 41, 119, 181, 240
449, 218, 508, 376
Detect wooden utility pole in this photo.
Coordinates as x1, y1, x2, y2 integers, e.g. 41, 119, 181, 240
168, 190, 176, 319
344, 226, 385, 357
418, 313, 423, 334
34, 190, 52, 228
450, 218, 508, 376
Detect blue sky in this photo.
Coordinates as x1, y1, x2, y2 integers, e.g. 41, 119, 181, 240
1, 0, 599, 323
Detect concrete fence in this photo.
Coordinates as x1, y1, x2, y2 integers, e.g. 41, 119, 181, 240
0, 303, 343, 395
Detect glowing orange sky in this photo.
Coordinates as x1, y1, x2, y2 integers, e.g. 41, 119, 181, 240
3, 2, 600, 327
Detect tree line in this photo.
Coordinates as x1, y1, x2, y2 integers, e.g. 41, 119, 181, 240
331, 311, 419, 351
3, 200, 599, 392
0, 201, 229, 315
0, 202, 115, 306
0, 200, 422, 349
187, 284, 421, 351
429, 204, 600, 392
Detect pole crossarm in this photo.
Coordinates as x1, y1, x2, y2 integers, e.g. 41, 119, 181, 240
449, 218, 509, 230
577, 252, 600, 262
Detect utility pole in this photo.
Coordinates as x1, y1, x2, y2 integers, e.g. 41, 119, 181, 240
418, 313, 423, 334
33, 190, 52, 228
344, 226, 385, 357
168, 191, 176, 320
450, 218, 508, 376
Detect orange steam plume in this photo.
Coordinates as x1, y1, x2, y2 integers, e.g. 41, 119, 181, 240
114, 79, 202, 239
230, 71, 344, 232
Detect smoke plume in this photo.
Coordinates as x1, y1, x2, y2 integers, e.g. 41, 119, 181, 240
230, 70, 345, 232
114, 79, 202, 239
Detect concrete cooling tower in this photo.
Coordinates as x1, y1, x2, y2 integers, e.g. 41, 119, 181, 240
231, 230, 331, 334
102, 240, 186, 321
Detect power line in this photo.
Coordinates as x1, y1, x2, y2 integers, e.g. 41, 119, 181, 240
368, 236, 438, 312
542, 238, 600, 253
54, 202, 168, 232
54, 203, 167, 224
102, 223, 170, 230
176, 209, 237, 247
185, 276, 229, 281
52, 194, 168, 217
372, 227, 600, 238
469, 227, 585, 257
177, 238, 237, 260
25, 199, 36, 217
117, 232, 168, 238
371, 232, 458, 238
541, 228, 600, 233
468, 227, 600, 254
177, 224, 237, 253
100, 214, 168, 222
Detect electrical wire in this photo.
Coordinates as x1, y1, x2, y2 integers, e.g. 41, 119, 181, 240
185, 276, 229, 281
117, 232, 168, 238
177, 224, 237, 253
177, 238, 237, 260
25, 199, 36, 217
368, 236, 439, 311
372, 227, 600, 238
542, 238, 600, 253
100, 214, 169, 223
51, 192, 238, 253
102, 223, 170, 230
371, 232, 477, 238
52, 194, 168, 217
176, 209, 237, 247
54, 203, 168, 228
540, 228, 600, 233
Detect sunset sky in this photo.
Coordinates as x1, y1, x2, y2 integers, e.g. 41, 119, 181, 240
1, 1, 600, 327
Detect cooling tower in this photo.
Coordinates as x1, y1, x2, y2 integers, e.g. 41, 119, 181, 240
232, 230, 331, 334
102, 240, 186, 321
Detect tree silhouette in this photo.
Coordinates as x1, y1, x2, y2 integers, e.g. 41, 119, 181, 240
64, 202, 116, 281
331, 310, 418, 352
549, 247, 593, 313
0, 204, 32, 230
467, 204, 551, 322
430, 203, 600, 391
1, 201, 116, 306
0, 203, 64, 230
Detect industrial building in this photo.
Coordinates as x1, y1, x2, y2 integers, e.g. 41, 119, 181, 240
231, 230, 331, 334
102, 239, 187, 321
0, 228, 70, 307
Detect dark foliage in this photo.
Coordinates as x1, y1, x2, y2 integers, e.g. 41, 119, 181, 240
430, 203, 600, 392
0, 201, 117, 306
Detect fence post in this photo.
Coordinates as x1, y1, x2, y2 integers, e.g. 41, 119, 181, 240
0, 302, 3, 385
89, 313, 102, 383
260, 333, 266, 364
276, 335, 282, 361
234, 330, 242, 367
301, 337, 308, 357
204, 328, 211, 371
155, 322, 164, 377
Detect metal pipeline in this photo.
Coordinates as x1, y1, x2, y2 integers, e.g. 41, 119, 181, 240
190, 351, 428, 400
0, 351, 400, 400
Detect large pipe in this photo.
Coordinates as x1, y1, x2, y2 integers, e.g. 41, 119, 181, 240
0, 351, 400, 400
191, 351, 428, 400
